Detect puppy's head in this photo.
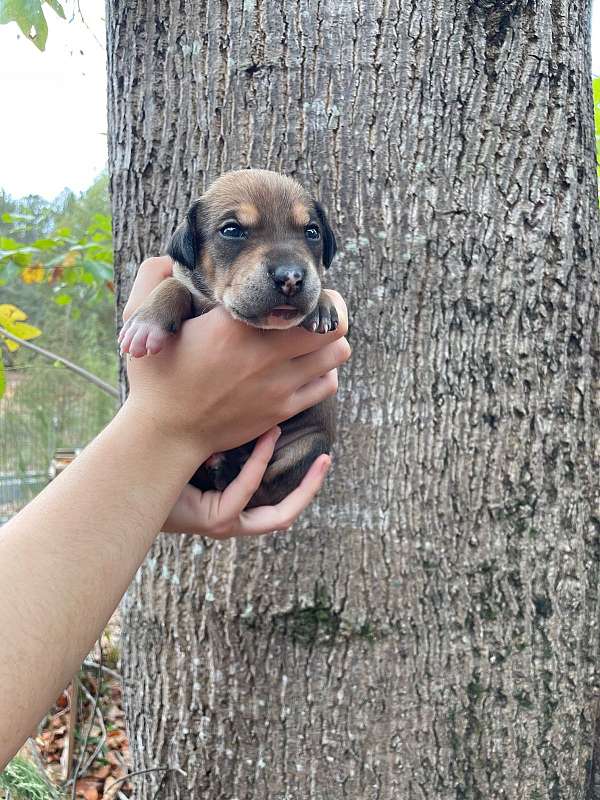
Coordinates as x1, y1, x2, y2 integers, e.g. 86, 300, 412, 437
168, 169, 336, 329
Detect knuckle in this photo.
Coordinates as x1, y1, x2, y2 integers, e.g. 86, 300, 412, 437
140, 256, 169, 274
326, 370, 339, 394
281, 398, 296, 420
216, 514, 235, 533
274, 383, 293, 408
335, 339, 351, 364
212, 522, 232, 539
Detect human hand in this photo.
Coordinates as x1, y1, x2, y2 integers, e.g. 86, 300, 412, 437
163, 426, 331, 537
123, 256, 350, 457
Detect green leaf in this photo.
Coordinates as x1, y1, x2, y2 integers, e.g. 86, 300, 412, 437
45, 0, 64, 19
0, 0, 65, 50
54, 293, 71, 305
32, 237, 61, 250
0, 237, 23, 251
82, 259, 113, 282
1, 211, 33, 224
6, 251, 32, 267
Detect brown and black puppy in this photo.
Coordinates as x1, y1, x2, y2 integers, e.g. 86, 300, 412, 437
119, 169, 338, 507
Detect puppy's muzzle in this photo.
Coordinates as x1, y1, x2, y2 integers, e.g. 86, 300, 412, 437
270, 265, 305, 297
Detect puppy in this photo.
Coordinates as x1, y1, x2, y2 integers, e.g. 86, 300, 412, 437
119, 169, 338, 506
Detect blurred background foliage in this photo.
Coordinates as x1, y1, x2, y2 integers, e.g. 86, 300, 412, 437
0, 172, 118, 522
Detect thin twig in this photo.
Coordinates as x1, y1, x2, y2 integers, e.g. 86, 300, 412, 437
68, 648, 103, 798
64, 681, 78, 780
75, 0, 104, 48
82, 660, 121, 682
0, 326, 118, 398
104, 765, 187, 796
76, 680, 107, 777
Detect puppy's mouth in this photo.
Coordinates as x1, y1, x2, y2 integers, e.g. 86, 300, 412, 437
261, 304, 304, 330
227, 303, 304, 330
269, 305, 299, 320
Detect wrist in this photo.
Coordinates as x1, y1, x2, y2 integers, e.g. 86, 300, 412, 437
115, 398, 211, 480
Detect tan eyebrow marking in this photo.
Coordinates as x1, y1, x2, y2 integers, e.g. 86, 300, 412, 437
291, 201, 310, 227
237, 202, 260, 227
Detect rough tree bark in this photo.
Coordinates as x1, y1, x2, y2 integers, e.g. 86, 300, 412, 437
106, 1, 599, 797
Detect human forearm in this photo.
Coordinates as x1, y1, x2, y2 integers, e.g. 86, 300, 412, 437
0, 266, 350, 767
0, 401, 205, 766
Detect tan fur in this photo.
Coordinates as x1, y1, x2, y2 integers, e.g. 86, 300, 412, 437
292, 201, 310, 227
222, 244, 270, 289
132, 277, 192, 331
124, 169, 337, 506
200, 250, 216, 288
201, 171, 312, 237
237, 202, 260, 227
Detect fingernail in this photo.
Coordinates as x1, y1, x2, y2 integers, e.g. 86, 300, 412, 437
273, 426, 282, 439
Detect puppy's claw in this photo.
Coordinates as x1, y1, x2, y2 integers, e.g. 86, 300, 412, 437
302, 295, 338, 335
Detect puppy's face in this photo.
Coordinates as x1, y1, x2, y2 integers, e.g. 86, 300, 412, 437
168, 169, 337, 329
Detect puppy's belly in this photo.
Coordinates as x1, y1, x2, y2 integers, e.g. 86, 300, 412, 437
189, 404, 334, 507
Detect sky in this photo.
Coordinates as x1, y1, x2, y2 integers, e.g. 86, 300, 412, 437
0, 0, 599, 201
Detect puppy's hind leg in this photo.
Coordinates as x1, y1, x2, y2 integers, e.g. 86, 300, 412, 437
119, 278, 193, 357
247, 432, 330, 509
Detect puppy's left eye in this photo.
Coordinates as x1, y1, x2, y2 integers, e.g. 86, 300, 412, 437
305, 225, 321, 241
220, 223, 246, 240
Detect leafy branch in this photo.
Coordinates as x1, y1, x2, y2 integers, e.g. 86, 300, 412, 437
0, 322, 118, 398
0, 0, 66, 51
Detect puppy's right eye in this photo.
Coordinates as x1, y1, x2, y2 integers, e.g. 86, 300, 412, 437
220, 223, 246, 240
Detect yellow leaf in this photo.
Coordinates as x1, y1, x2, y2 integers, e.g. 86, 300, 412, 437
0, 304, 27, 325
4, 321, 42, 341
0, 304, 41, 351
21, 263, 45, 284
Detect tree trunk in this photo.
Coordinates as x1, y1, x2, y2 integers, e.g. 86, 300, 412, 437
106, 1, 600, 797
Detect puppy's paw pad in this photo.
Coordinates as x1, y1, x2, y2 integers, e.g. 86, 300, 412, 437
302, 298, 338, 334
120, 319, 171, 357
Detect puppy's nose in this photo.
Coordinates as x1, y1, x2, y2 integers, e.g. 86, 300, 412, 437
271, 265, 305, 297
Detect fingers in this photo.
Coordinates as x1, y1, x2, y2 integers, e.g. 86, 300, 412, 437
263, 292, 349, 359
238, 455, 331, 536
218, 427, 281, 516
283, 369, 339, 421
122, 256, 173, 321
291, 337, 351, 387
162, 448, 331, 538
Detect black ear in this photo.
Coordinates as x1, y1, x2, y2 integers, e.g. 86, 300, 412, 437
167, 200, 203, 270
314, 201, 337, 269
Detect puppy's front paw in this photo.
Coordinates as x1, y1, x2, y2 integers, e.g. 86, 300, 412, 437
301, 295, 339, 334
118, 314, 174, 358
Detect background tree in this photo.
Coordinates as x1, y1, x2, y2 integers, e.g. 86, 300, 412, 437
107, 1, 600, 798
